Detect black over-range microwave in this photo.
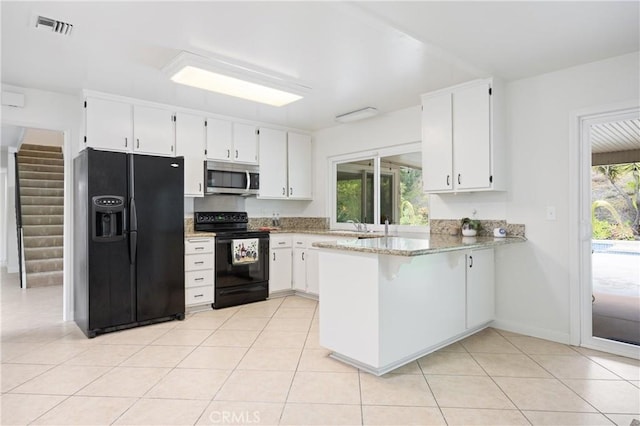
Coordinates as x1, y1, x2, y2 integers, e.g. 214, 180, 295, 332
206, 161, 259, 196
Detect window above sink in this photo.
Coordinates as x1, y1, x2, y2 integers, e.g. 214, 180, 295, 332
329, 142, 429, 234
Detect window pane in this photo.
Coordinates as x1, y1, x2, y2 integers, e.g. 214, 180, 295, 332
336, 160, 374, 224
379, 152, 429, 225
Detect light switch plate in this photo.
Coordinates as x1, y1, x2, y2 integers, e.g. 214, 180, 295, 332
546, 206, 557, 221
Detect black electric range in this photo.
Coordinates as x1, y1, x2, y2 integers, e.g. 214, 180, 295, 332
194, 212, 269, 309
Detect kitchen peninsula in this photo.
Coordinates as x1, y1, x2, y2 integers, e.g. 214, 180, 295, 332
314, 235, 525, 375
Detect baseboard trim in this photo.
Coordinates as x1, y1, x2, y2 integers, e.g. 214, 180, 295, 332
492, 318, 571, 345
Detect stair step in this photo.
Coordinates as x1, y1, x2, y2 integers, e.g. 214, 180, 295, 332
21, 215, 64, 226
19, 171, 64, 181
18, 150, 63, 160
20, 144, 62, 153
24, 246, 64, 260
18, 163, 64, 173
23, 235, 63, 248
16, 156, 64, 166
26, 258, 63, 273
22, 205, 64, 216
20, 196, 64, 206
20, 187, 64, 197
20, 179, 64, 189
27, 271, 63, 288
22, 225, 63, 237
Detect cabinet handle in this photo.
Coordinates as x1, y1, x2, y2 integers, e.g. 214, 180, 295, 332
136, 138, 140, 149
235, 150, 239, 159
194, 247, 205, 250
446, 175, 450, 186
125, 137, 128, 147
199, 183, 202, 192
458, 174, 461, 185
194, 261, 204, 265
282, 187, 285, 196
273, 252, 276, 261
469, 255, 473, 268
195, 277, 204, 281
171, 145, 174, 152
302, 252, 305, 261
289, 187, 293, 196
194, 294, 204, 298
278, 241, 286, 245
227, 149, 230, 158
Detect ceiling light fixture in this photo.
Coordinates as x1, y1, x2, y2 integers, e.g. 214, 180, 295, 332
163, 52, 307, 107
335, 107, 379, 123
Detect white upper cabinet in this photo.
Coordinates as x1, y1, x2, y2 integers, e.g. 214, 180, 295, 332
258, 130, 312, 200
85, 97, 133, 153
205, 118, 233, 161
175, 112, 206, 197
233, 123, 258, 164
206, 120, 258, 164
132, 105, 175, 157
421, 78, 505, 193
258, 127, 288, 198
287, 132, 312, 199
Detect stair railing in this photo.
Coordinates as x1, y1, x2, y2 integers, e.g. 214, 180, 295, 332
14, 152, 25, 288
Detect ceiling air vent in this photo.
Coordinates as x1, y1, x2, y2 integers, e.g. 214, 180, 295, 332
35, 15, 73, 36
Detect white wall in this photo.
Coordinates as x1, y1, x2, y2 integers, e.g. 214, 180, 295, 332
493, 52, 640, 342
1, 84, 82, 320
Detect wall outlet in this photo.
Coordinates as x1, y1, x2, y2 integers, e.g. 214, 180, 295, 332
546, 206, 557, 221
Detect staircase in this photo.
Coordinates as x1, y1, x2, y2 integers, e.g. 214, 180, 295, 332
16, 144, 64, 287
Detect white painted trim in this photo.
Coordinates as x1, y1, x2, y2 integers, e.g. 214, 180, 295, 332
2, 120, 73, 322
569, 99, 640, 354
492, 319, 572, 345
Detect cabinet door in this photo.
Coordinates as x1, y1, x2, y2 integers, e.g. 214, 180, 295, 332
258, 127, 288, 198
233, 123, 258, 164
287, 132, 312, 199
206, 118, 233, 161
270, 248, 292, 293
292, 247, 307, 291
133, 105, 175, 157
175, 113, 205, 197
85, 98, 132, 152
466, 249, 495, 329
453, 82, 491, 190
421, 92, 453, 192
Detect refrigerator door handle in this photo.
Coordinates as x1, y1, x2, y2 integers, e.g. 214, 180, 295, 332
129, 231, 137, 265
129, 198, 138, 264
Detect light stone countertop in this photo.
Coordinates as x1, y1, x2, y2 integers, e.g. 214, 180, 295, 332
312, 234, 526, 256
185, 232, 216, 238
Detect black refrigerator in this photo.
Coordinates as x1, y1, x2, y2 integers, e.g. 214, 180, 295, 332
74, 148, 185, 338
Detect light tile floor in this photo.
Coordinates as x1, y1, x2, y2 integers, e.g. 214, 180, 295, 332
1, 268, 639, 425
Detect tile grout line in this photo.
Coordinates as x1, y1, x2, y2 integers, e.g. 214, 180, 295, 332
416, 354, 449, 425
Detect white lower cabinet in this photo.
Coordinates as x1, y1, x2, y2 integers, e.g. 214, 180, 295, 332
184, 238, 214, 307
269, 235, 292, 294
292, 236, 307, 292
466, 249, 495, 329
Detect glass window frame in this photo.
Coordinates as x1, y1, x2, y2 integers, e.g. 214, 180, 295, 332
329, 142, 429, 234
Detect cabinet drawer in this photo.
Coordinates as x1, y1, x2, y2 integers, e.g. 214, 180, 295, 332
185, 285, 213, 306
185, 253, 213, 271
185, 269, 214, 288
185, 239, 213, 254
293, 236, 307, 248
271, 235, 292, 248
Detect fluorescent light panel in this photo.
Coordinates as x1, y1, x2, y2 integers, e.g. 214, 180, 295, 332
335, 107, 378, 123
170, 65, 303, 107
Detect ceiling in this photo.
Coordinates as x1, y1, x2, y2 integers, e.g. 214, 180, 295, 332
1, 1, 638, 131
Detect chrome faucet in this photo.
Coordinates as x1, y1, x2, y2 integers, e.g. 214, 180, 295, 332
347, 219, 362, 232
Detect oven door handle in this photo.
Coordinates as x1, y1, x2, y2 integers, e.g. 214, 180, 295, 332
219, 284, 266, 295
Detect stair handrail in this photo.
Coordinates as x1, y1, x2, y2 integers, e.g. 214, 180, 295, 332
14, 151, 25, 288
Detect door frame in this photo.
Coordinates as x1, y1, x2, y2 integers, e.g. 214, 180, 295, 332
2, 119, 74, 322
569, 100, 640, 359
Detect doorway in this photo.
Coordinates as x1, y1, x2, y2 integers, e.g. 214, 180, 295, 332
578, 107, 640, 358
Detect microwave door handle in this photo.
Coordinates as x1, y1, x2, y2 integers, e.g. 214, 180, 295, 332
246, 171, 250, 192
